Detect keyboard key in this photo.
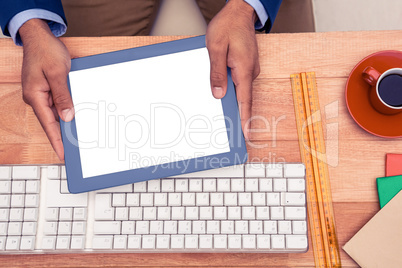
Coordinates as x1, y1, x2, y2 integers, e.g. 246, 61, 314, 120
178, 221, 192, 234
192, 221, 206, 234
0, 237, 6, 250
228, 235, 242, 249
61, 166, 67, 179
182, 193, 195, 206
221, 221, 234, 234
12, 166, 39, 180
161, 179, 174, 192
60, 180, 69, 194
210, 193, 224, 206
284, 164, 305, 177
245, 179, 258, 192
45, 208, 59, 221
0, 209, 8, 221
149, 221, 163, 234
171, 207, 184, 220
26, 180, 39, 193
154, 193, 167, 206
228, 207, 241, 220
126, 193, 139, 206
71, 236, 85, 249
44, 222, 58, 235
127, 235, 141, 249
47, 166, 60, 179
95, 194, 114, 220
8, 222, 22, 235
224, 193, 237, 206
73, 208, 87, 221
147, 180, 160, 192
56, 236, 70, 250
11, 180, 25, 193
235, 221, 248, 234
278, 221, 292, 234
270, 207, 284, 220
10, 194, 24, 207
171, 235, 184, 249
113, 235, 127, 249
22, 222, 36, 235
256, 207, 270, 220
156, 235, 170, 249
264, 221, 278, 234
287, 179, 305, 192
206, 221, 220, 234
199, 235, 213, 249
112, 193, 126, 207
243, 235, 256, 249
94, 221, 120, 234
266, 164, 283, 178
157, 207, 170, 220
0, 181, 11, 194
203, 179, 216, 192
293, 221, 307, 234
189, 179, 202, 192
285, 207, 306, 220
281, 193, 306, 206
185, 207, 199, 220
133, 181, 147, 193
257, 235, 271, 249
6, 236, 20, 250
142, 235, 155, 249
286, 235, 308, 250
164, 221, 177, 234
136, 221, 150, 234
273, 179, 287, 192
242, 207, 255, 220
59, 208, 73, 221
231, 178, 244, 192
0, 195, 10, 207
252, 192, 266, 206
245, 163, 265, 177
259, 178, 273, 192
238, 193, 251, 206
267, 193, 280, 206
115, 207, 129, 220
122, 221, 135, 234
217, 179, 230, 192
24, 208, 38, 221
143, 207, 156, 220
196, 193, 209, 206
20, 236, 35, 250
175, 179, 188, 192
25, 194, 39, 207
140, 193, 154, 206
72, 222, 86, 235
41, 236, 56, 250
93, 236, 113, 249
214, 207, 227, 220
168, 193, 181, 206
271, 235, 285, 249
9, 208, 23, 221
214, 235, 227, 249
185, 235, 198, 249
58, 221, 72, 235
199, 207, 213, 220
249, 221, 263, 234
0, 167, 11, 180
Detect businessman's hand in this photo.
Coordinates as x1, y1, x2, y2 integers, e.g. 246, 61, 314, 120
20, 19, 74, 160
206, 0, 260, 140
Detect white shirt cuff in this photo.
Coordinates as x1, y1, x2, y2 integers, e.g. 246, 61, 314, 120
243, 0, 269, 30
8, 9, 67, 46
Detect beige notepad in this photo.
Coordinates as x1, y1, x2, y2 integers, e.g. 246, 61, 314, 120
343, 190, 402, 268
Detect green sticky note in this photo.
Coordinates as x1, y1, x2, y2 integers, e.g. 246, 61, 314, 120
377, 175, 402, 208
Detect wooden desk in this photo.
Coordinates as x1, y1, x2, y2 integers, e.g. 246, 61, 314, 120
1, 31, 402, 267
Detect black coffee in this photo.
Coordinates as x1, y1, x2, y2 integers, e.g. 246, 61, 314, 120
378, 74, 402, 107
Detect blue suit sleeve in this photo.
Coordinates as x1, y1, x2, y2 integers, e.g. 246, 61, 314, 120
258, 0, 282, 32
0, 0, 66, 36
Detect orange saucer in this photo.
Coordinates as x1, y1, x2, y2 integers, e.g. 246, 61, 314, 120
346, 50, 402, 138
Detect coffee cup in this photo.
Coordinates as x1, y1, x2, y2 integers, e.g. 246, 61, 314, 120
362, 66, 402, 115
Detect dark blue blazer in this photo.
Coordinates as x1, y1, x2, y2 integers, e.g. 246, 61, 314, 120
0, 0, 281, 36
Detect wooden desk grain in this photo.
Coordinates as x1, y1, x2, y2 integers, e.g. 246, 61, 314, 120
1, 31, 402, 267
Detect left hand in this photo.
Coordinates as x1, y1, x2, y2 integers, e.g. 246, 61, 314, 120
206, 0, 260, 140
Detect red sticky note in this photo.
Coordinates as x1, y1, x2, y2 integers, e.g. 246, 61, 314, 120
386, 154, 402, 177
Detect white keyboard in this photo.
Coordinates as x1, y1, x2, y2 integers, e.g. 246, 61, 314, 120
0, 163, 308, 253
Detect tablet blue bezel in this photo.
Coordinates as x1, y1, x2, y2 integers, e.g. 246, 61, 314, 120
60, 35, 247, 193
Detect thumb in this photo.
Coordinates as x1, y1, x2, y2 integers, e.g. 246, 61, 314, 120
47, 73, 75, 122
207, 45, 228, 99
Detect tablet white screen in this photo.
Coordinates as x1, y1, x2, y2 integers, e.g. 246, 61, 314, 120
68, 47, 230, 178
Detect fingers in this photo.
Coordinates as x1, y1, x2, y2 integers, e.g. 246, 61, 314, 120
235, 77, 253, 141
207, 44, 228, 99
30, 92, 65, 161
45, 68, 75, 122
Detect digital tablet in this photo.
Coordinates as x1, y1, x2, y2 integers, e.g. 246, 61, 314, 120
60, 35, 247, 193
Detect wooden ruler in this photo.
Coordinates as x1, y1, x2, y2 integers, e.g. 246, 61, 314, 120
290, 72, 341, 268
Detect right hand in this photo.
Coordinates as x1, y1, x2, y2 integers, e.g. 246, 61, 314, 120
19, 19, 74, 161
